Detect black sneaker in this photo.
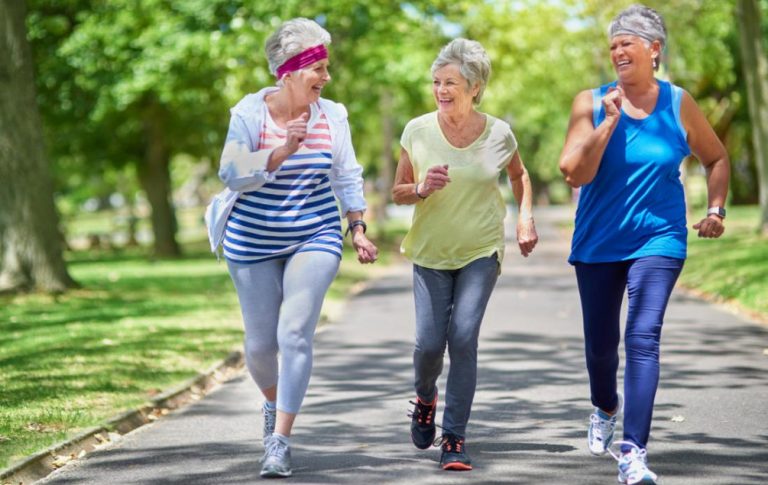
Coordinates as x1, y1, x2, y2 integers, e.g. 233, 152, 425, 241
408, 393, 437, 449
440, 433, 472, 471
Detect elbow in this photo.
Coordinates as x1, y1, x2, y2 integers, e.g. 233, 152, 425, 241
564, 175, 582, 189
559, 165, 581, 189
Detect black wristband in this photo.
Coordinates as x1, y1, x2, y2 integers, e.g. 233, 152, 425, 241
415, 183, 428, 200
345, 219, 367, 237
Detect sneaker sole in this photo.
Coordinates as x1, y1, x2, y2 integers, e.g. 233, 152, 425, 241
260, 468, 292, 478
442, 462, 472, 471
617, 475, 656, 485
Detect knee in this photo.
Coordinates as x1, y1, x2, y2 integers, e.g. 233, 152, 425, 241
449, 328, 479, 351
278, 330, 312, 356
625, 332, 660, 358
244, 337, 277, 365
414, 342, 445, 363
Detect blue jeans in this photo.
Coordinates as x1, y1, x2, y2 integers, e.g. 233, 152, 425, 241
575, 256, 684, 448
412, 254, 499, 438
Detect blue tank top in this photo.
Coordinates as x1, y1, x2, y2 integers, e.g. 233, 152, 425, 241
569, 79, 691, 264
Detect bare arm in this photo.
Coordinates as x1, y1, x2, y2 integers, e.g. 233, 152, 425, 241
345, 210, 378, 264
681, 91, 730, 238
507, 151, 538, 256
391, 148, 450, 205
558, 88, 622, 187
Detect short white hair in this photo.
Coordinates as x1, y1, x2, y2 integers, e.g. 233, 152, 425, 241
608, 4, 667, 48
431, 38, 491, 104
265, 18, 331, 78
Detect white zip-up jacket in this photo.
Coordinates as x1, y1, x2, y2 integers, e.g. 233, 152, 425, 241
205, 87, 366, 254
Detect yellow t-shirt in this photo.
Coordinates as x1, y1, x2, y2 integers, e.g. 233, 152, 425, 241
400, 111, 518, 270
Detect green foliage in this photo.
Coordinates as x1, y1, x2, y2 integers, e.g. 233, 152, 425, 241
680, 205, 768, 315
26, 0, 768, 210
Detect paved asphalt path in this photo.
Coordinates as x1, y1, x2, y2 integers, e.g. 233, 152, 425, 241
40, 208, 768, 484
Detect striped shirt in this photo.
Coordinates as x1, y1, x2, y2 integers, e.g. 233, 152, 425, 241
223, 105, 343, 263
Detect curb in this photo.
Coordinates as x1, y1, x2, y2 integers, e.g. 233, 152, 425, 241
676, 284, 768, 326
0, 351, 244, 485
0, 262, 397, 485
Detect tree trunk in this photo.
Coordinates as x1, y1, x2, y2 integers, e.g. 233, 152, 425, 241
737, 0, 768, 234
137, 104, 181, 257
374, 89, 395, 223
0, 0, 77, 293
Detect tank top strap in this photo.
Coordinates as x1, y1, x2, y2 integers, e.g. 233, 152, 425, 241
669, 82, 688, 144
591, 81, 618, 128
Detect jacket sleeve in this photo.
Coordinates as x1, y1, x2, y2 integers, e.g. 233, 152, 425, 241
329, 108, 367, 216
217, 113, 277, 192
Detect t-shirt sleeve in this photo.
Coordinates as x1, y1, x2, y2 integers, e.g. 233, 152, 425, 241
400, 120, 414, 155
494, 121, 518, 170
505, 127, 518, 156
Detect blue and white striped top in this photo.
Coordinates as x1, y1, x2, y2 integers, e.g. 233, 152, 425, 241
222, 106, 343, 263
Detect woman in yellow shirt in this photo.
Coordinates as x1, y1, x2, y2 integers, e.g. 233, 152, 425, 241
392, 38, 538, 471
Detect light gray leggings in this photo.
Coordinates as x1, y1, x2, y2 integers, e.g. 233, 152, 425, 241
227, 251, 340, 414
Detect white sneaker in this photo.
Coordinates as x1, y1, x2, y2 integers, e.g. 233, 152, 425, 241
587, 392, 623, 455
611, 441, 658, 485
260, 434, 292, 478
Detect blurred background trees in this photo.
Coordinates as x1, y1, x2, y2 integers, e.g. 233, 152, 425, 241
2, 0, 766, 291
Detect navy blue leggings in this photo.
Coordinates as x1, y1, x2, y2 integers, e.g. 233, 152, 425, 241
574, 256, 684, 448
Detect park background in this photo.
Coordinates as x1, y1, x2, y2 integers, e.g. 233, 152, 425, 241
1, 0, 767, 475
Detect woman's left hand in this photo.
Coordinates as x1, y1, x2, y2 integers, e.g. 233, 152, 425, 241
352, 233, 379, 264
517, 218, 539, 257
693, 215, 725, 238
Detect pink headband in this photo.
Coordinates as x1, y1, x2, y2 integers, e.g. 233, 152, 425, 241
276, 44, 328, 79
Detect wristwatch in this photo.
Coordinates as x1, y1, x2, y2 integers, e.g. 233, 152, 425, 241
707, 206, 726, 219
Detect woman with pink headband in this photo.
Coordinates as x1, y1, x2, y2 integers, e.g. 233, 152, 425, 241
205, 17, 377, 478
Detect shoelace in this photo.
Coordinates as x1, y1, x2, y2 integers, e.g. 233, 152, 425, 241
407, 399, 436, 426
608, 440, 645, 462
261, 436, 288, 464
263, 405, 276, 435
407, 400, 444, 446
609, 440, 655, 481
441, 434, 465, 453
590, 411, 617, 441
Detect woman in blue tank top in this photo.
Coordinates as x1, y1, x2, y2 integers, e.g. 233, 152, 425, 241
558, 5, 729, 485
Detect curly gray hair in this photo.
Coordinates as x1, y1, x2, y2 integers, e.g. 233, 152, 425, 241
608, 4, 667, 70
431, 38, 491, 104
265, 18, 331, 79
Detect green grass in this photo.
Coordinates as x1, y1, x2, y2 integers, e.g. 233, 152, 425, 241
0, 238, 376, 470
680, 205, 768, 316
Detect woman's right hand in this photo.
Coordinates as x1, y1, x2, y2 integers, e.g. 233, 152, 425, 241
419, 164, 451, 197
603, 86, 624, 119
284, 112, 309, 153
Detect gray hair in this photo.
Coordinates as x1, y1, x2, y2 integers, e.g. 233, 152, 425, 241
431, 38, 491, 104
608, 4, 666, 69
265, 18, 331, 79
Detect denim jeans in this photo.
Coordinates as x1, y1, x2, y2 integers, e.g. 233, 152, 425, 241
412, 254, 499, 438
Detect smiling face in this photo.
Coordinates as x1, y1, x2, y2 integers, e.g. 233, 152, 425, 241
285, 59, 331, 104
610, 35, 660, 81
432, 63, 479, 117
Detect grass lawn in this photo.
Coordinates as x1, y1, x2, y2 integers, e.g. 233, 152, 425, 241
0, 235, 383, 470
679, 205, 768, 317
